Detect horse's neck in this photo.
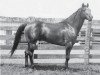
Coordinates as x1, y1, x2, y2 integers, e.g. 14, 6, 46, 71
63, 11, 85, 35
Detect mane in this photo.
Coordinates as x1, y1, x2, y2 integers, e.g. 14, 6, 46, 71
60, 7, 85, 35
60, 7, 82, 24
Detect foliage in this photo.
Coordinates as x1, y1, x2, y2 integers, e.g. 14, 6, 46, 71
0, 16, 63, 23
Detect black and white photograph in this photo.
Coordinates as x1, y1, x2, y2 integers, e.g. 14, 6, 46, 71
0, 0, 100, 75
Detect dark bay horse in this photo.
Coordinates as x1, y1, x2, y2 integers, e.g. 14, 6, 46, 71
10, 3, 93, 68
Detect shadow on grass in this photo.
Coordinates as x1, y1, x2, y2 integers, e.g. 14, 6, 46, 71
27, 64, 85, 72
33, 65, 65, 70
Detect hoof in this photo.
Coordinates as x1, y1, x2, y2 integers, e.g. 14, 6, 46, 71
25, 65, 29, 68
64, 66, 69, 70
30, 65, 35, 69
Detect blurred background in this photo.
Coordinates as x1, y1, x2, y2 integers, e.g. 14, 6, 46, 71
0, 0, 99, 20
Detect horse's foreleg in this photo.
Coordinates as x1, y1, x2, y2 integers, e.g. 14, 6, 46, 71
65, 42, 73, 69
65, 47, 72, 68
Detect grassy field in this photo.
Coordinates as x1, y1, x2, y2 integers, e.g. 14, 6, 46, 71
0, 63, 100, 75
0, 43, 100, 75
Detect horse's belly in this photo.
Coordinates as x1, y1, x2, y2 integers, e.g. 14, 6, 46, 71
41, 35, 65, 46
45, 40, 66, 46
41, 28, 76, 46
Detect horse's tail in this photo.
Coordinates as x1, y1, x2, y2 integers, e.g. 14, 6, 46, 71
10, 23, 27, 56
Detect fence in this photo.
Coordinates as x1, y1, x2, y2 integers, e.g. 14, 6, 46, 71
0, 20, 100, 65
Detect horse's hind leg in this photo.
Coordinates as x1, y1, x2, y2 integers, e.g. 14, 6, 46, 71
24, 43, 34, 67
28, 43, 38, 68
25, 47, 29, 67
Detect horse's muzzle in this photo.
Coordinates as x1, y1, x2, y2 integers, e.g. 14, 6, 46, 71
87, 15, 93, 21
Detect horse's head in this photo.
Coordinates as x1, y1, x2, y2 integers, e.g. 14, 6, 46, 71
80, 3, 93, 21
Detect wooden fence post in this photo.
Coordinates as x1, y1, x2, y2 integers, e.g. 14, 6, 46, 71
84, 21, 92, 66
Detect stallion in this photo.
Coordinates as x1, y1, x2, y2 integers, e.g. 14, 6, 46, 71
10, 3, 93, 68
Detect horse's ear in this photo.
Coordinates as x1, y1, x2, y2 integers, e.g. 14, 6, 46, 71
82, 3, 85, 7
87, 3, 89, 7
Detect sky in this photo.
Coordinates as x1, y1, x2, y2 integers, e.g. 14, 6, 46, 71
0, 0, 99, 20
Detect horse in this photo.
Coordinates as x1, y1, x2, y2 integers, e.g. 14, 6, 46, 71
10, 3, 93, 68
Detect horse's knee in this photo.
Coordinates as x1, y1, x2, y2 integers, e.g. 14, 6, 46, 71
66, 55, 70, 63
65, 50, 70, 60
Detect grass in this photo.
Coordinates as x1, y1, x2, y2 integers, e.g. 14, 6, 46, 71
1, 43, 100, 75
1, 63, 100, 75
